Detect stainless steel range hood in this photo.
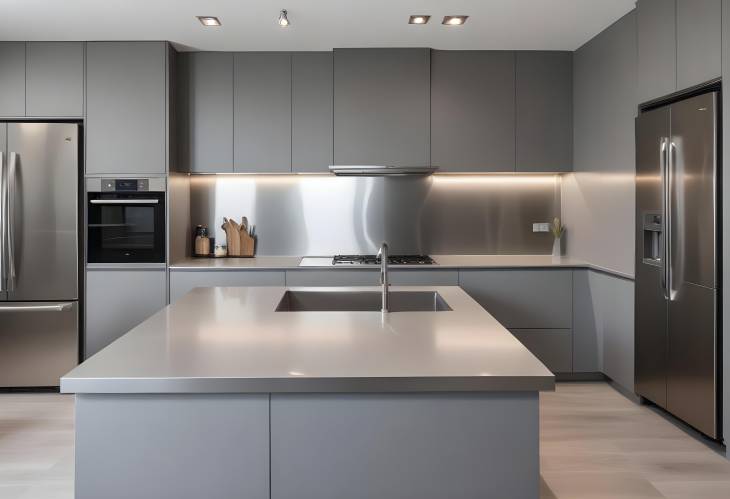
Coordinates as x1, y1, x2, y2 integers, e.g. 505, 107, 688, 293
328, 165, 437, 176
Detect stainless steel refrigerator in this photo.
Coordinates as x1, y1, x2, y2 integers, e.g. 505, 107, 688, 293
0, 122, 80, 388
635, 91, 719, 439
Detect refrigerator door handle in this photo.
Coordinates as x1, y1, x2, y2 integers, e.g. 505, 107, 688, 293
0, 150, 6, 293
660, 137, 669, 299
666, 141, 675, 301
0, 302, 74, 313
6, 152, 16, 292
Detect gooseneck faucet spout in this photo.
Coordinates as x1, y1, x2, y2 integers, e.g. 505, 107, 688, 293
377, 242, 389, 312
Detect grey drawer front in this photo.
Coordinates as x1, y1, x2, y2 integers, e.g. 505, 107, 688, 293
170, 270, 285, 303
285, 270, 379, 287
458, 269, 572, 329
509, 329, 572, 374
390, 270, 458, 286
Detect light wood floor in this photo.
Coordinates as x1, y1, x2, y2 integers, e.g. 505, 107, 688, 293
0, 382, 728, 498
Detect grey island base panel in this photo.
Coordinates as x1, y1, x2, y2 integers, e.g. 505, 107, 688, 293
75, 391, 539, 499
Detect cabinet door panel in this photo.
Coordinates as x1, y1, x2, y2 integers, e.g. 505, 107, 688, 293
285, 270, 379, 287
431, 50, 515, 172
86, 42, 167, 175
334, 48, 430, 167
637, 0, 677, 103
170, 270, 285, 303
509, 329, 572, 373
676, 0, 721, 90
0, 42, 26, 117
85, 269, 167, 358
292, 52, 333, 173
458, 269, 572, 329
516, 51, 572, 172
178, 52, 234, 173
234, 52, 291, 173
26, 42, 84, 117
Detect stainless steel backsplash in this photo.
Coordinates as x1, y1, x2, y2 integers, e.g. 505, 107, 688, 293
189, 174, 561, 255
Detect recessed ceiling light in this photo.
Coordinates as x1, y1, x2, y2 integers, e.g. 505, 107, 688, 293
197, 16, 221, 27
278, 9, 290, 27
442, 15, 468, 26
409, 15, 431, 25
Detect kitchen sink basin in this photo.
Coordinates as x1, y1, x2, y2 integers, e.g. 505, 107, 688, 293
275, 290, 452, 312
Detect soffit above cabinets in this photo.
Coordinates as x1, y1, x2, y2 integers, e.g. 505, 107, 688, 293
2, 0, 635, 52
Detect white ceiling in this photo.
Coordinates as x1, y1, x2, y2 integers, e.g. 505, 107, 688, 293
2, 0, 636, 52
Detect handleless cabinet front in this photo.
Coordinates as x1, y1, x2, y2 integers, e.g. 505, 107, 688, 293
431, 50, 516, 172
26, 42, 84, 117
0, 42, 26, 117
333, 48, 430, 167
177, 52, 234, 173
637, 0, 677, 103
234, 52, 291, 173
86, 42, 167, 175
676, 0, 721, 90
85, 269, 167, 358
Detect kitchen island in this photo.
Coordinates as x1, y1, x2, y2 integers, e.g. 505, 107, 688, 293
62, 286, 554, 499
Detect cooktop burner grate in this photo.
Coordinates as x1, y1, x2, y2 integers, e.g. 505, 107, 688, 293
332, 255, 435, 265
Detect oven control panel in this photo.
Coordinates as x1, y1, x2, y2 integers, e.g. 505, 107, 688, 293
101, 178, 150, 192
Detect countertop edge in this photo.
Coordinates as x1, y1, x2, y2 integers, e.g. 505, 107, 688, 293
61, 375, 556, 395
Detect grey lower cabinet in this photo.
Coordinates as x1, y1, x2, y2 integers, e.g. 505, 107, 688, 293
169, 270, 285, 303
637, 0, 677, 103
86, 42, 168, 175
292, 52, 333, 173
676, 0, 721, 90
85, 268, 167, 359
177, 52, 234, 173
26, 42, 84, 117
510, 329, 572, 373
234, 52, 291, 173
333, 48, 430, 167
284, 270, 458, 287
0, 42, 26, 117
515, 51, 572, 172
431, 50, 515, 172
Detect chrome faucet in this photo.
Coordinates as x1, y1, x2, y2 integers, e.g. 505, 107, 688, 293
377, 241, 389, 312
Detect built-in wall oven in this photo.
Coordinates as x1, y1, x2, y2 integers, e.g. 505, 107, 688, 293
87, 178, 166, 264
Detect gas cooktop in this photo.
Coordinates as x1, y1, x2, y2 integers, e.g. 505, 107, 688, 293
332, 254, 436, 265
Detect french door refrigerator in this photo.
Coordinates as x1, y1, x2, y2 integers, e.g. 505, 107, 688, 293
635, 91, 719, 439
0, 122, 80, 387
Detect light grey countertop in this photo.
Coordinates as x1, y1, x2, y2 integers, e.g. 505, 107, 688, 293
61, 286, 555, 394
169, 254, 634, 280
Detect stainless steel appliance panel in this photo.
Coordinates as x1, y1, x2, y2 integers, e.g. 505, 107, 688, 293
667, 282, 717, 438
635, 106, 670, 408
0, 301, 78, 387
6, 123, 78, 300
668, 93, 717, 291
190, 174, 561, 256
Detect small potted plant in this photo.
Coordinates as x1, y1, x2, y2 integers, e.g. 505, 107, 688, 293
550, 217, 565, 259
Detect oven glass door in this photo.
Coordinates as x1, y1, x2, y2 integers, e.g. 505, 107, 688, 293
87, 193, 165, 263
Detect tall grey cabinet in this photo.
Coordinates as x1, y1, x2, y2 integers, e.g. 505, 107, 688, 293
515, 51, 572, 172
86, 42, 168, 175
333, 48, 430, 167
431, 51, 515, 172
234, 52, 291, 173
0, 42, 26, 117
292, 52, 333, 173
177, 52, 234, 173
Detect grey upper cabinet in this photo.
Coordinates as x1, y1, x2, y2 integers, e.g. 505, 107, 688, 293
86, 42, 168, 175
292, 52, 333, 173
636, 0, 677, 102
0, 42, 26, 117
177, 52, 234, 173
515, 51, 572, 172
676, 0, 721, 90
637, 0, 677, 103
26, 42, 84, 117
234, 52, 291, 173
431, 50, 515, 172
333, 48, 430, 167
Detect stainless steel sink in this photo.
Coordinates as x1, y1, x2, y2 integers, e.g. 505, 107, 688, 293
275, 290, 452, 312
